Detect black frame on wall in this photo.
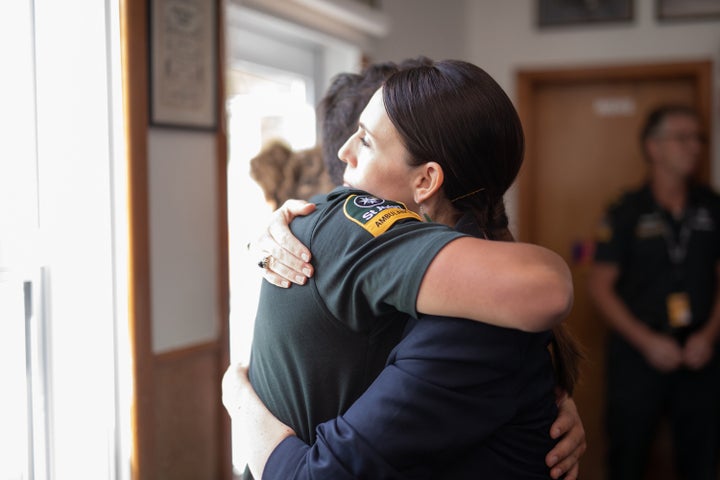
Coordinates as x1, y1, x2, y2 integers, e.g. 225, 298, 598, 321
148, 0, 218, 131
537, 0, 634, 27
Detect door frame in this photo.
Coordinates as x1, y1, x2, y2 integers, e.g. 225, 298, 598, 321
515, 60, 713, 242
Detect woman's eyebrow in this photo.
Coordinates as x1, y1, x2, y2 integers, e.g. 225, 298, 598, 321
358, 122, 374, 138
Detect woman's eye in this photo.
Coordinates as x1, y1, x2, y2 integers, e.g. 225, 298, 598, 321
359, 135, 370, 147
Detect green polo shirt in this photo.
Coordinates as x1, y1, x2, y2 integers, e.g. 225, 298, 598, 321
249, 187, 466, 444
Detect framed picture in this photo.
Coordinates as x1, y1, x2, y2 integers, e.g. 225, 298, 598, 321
657, 0, 720, 21
149, 0, 217, 130
538, 0, 633, 27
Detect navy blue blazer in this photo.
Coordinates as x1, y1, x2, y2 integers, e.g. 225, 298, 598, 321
259, 213, 560, 479
264, 314, 559, 479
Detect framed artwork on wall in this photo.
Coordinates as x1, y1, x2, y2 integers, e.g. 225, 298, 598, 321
149, 0, 217, 130
537, 0, 633, 27
657, 0, 720, 21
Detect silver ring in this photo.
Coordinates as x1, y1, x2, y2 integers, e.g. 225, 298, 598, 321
258, 255, 271, 270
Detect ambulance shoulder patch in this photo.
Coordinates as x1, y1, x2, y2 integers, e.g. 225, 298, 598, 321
343, 194, 421, 237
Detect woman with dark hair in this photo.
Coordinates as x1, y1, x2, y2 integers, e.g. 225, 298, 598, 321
226, 59, 583, 479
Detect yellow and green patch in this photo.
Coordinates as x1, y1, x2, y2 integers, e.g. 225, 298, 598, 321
343, 194, 421, 237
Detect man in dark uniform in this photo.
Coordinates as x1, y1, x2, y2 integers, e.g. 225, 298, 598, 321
589, 105, 720, 480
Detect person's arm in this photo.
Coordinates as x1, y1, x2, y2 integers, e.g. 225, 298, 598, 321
221, 364, 294, 480
254, 200, 572, 332
416, 236, 572, 332
261, 393, 587, 480
223, 326, 586, 480
587, 262, 683, 372
683, 261, 720, 369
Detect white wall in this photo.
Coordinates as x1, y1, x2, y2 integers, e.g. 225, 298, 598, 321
369, 0, 467, 61
148, 130, 219, 353
369, 0, 720, 189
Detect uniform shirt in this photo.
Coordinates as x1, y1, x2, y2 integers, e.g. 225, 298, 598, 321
249, 187, 466, 445
263, 213, 559, 480
594, 183, 720, 335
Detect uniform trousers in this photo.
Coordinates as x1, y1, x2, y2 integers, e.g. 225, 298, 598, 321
606, 336, 720, 480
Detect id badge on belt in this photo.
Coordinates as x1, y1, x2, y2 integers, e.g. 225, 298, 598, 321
667, 292, 692, 328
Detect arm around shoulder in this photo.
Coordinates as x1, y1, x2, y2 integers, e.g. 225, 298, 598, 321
417, 237, 573, 332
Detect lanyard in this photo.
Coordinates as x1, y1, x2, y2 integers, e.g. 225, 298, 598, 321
660, 209, 693, 267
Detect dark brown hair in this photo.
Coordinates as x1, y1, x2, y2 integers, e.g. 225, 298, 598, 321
383, 59, 581, 393
317, 63, 399, 185
317, 57, 435, 185
383, 59, 523, 240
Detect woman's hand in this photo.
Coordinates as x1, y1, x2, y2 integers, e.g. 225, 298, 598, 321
251, 199, 316, 288
546, 393, 586, 480
222, 363, 295, 479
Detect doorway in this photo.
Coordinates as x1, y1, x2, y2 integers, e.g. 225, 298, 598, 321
516, 60, 712, 480
225, 59, 318, 476
224, 5, 361, 474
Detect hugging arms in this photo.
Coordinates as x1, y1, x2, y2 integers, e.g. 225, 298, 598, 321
227, 199, 585, 480
227, 59, 586, 479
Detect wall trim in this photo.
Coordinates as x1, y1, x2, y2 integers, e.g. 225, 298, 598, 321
121, 0, 153, 477
154, 340, 220, 364
229, 0, 387, 46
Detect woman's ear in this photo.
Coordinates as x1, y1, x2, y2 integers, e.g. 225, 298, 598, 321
413, 161, 444, 205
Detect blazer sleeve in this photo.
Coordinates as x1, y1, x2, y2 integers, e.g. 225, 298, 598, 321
263, 316, 529, 479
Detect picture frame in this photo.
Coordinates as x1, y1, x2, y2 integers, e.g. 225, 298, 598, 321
537, 0, 633, 27
149, 0, 218, 130
657, 0, 720, 21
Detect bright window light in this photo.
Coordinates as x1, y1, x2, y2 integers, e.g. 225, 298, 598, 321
0, 1, 129, 479
226, 65, 316, 473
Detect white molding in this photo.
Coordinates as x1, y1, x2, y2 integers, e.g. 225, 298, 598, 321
229, 0, 389, 45
292, 0, 388, 36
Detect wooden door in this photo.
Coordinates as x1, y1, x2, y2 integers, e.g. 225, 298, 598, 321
516, 61, 712, 480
